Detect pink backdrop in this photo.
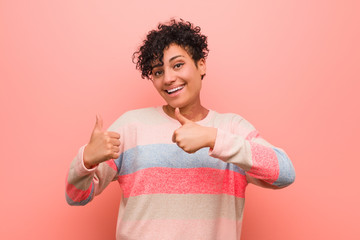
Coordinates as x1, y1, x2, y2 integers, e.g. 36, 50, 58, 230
1, 0, 359, 239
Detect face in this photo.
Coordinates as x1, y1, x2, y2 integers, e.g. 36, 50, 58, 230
150, 44, 206, 110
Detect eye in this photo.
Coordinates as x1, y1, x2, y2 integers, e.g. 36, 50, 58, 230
174, 63, 184, 69
153, 70, 163, 77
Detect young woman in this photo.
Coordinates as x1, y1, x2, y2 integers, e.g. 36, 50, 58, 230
66, 19, 295, 240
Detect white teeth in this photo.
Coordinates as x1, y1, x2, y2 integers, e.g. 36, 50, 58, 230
166, 85, 184, 93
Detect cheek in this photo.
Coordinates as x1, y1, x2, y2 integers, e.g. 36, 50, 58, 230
152, 81, 162, 92
187, 72, 202, 88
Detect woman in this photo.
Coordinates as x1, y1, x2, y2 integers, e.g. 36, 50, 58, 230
66, 19, 295, 239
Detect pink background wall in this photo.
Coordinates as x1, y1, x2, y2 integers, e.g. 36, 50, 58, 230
1, 0, 359, 239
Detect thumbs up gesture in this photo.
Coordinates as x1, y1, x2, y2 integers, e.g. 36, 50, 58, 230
172, 108, 217, 153
83, 115, 121, 169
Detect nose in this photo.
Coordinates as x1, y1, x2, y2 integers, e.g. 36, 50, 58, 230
163, 69, 176, 85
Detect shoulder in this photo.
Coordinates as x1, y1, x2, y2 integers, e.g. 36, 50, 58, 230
107, 107, 161, 131
210, 110, 256, 135
211, 110, 246, 126
120, 107, 159, 119
211, 111, 241, 121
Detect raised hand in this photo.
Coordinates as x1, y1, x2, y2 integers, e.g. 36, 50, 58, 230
83, 115, 121, 169
172, 108, 217, 153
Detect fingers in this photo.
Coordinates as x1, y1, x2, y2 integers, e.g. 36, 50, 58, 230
104, 141, 120, 160
109, 137, 121, 146
86, 115, 123, 165
105, 147, 120, 160
107, 131, 121, 139
174, 108, 191, 125
172, 130, 192, 153
104, 131, 121, 148
111, 146, 120, 159
172, 131, 176, 143
107, 131, 121, 157
94, 114, 104, 131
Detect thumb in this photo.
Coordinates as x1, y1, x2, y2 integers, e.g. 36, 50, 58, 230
174, 108, 191, 125
94, 114, 104, 131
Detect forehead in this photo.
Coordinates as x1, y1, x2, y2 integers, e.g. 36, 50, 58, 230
164, 44, 189, 57
151, 44, 191, 66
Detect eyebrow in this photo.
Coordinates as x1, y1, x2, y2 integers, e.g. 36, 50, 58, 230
151, 55, 185, 69
169, 55, 184, 62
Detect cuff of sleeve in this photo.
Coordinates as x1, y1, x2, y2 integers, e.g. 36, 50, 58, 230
208, 128, 227, 160
75, 145, 98, 176
208, 128, 252, 172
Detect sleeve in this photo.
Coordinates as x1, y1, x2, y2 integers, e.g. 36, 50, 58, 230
65, 145, 118, 206
209, 115, 295, 188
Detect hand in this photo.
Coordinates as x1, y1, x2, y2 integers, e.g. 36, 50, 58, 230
83, 115, 121, 169
172, 108, 217, 153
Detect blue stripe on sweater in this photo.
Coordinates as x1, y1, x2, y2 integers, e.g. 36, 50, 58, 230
114, 144, 245, 176
273, 148, 295, 187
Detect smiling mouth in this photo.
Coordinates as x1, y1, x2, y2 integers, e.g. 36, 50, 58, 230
165, 85, 185, 94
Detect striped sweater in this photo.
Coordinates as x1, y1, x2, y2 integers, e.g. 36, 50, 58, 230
66, 106, 295, 240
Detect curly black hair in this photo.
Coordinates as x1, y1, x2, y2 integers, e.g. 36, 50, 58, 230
132, 19, 209, 79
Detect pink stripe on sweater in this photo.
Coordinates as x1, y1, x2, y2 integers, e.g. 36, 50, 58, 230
106, 159, 117, 171
248, 142, 279, 184
66, 182, 93, 202
118, 168, 247, 198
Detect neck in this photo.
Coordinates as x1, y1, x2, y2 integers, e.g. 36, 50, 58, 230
163, 103, 209, 122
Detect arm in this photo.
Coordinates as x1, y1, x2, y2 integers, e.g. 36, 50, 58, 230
65, 146, 118, 205
171, 109, 295, 188
65, 115, 120, 206
209, 118, 295, 189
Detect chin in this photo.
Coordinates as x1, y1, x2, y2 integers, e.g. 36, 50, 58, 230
165, 104, 178, 110
164, 100, 181, 108
169, 102, 187, 109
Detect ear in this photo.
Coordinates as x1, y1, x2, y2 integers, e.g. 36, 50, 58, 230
197, 58, 206, 76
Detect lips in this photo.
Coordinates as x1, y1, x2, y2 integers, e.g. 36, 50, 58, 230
165, 85, 185, 94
